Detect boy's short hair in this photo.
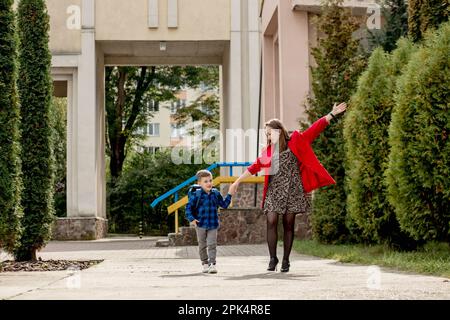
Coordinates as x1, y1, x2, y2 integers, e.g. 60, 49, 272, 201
196, 169, 212, 181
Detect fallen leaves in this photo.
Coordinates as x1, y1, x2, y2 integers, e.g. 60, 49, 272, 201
0, 259, 103, 273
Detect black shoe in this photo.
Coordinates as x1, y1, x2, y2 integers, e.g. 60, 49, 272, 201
280, 260, 290, 272
267, 257, 279, 271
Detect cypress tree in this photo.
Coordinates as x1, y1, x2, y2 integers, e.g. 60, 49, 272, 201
387, 22, 450, 242
0, 0, 23, 254
408, 0, 449, 42
15, 0, 55, 261
303, 0, 366, 243
344, 39, 418, 248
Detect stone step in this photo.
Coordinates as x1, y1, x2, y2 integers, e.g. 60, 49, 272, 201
168, 230, 197, 246
180, 226, 195, 235
155, 238, 170, 247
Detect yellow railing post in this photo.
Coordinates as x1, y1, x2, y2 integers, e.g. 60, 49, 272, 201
175, 209, 179, 234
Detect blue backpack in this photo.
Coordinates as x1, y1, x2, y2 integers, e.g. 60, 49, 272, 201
187, 184, 220, 218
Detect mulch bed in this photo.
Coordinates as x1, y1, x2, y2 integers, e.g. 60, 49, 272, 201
0, 259, 103, 273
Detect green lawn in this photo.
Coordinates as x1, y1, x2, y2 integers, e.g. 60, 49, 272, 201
293, 240, 450, 279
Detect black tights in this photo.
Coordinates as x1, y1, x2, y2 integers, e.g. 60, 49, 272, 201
266, 212, 296, 262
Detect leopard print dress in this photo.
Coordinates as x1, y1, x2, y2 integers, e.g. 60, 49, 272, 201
263, 147, 311, 215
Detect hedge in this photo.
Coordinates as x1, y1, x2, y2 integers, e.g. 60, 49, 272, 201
386, 22, 450, 242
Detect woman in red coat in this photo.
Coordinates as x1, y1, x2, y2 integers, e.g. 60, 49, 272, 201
229, 102, 347, 272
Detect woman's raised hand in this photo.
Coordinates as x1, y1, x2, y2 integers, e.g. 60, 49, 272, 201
331, 102, 347, 115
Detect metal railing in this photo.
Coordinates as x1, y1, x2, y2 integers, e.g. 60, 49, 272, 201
150, 162, 264, 233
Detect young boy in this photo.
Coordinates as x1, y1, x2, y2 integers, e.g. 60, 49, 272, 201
185, 169, 234, 274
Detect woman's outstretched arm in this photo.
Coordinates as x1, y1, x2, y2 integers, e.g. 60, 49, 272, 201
302, 102, 347, 143
229, 169, 252, 195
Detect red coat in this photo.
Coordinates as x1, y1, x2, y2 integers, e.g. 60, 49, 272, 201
247, 116, 336, 208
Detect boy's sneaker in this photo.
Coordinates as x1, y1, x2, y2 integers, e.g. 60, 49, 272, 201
202, 264, 209, 273
208, 264, 217, 274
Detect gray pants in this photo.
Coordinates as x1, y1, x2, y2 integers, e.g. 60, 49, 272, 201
195, 227, 217, 265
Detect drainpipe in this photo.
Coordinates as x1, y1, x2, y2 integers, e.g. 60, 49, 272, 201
254, 26, 263, 208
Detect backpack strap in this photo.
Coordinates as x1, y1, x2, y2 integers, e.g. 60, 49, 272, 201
193, 188, 203, 216
211, 188, 221, 206
211, 188, 220, 198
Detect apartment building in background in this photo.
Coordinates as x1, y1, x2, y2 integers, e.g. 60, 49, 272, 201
138, 84, 219, 154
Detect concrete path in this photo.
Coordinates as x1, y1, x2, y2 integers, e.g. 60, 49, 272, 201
0, 237, 449, 300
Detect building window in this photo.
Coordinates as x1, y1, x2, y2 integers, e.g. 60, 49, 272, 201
171, 99, 186, 114
148, 123, 160, 136
171, 124, 186, 138
148, 100, 159, 112
171, 124, 177, 138
146, 146, 160, 154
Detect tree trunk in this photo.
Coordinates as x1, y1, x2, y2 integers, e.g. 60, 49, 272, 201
109, 69, 128, 180
108, 66, 156, 181
15, 248, 37, 262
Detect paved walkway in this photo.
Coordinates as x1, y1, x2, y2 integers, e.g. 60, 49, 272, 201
0, 237, 449, 300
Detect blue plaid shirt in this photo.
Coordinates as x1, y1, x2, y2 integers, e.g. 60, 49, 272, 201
185, 188, 232, 230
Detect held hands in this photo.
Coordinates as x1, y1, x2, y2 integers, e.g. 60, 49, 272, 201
228, 181, 239, 196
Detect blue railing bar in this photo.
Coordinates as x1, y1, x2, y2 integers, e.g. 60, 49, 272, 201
150, 163, 218, 207
216, 162, 252, 167
150, 161, 252, 208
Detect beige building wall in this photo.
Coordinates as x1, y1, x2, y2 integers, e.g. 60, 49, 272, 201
47, 0, 82, 53
96, 0, 231, 41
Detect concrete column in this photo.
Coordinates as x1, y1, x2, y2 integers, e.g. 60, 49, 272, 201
247, 0, 261, 160
55, 0, 107, 240
95, 43, 106, 220
75, 0, 97, 218
221, 0, 241, 179
221, 0, 261, 171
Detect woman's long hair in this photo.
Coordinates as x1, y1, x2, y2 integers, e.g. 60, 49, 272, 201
264, 118, 290, 153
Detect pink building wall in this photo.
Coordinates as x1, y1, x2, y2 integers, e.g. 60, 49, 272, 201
261, 0, 375, 132
261, 0, 311, 132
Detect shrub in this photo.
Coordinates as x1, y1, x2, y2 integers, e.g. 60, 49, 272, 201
303, 0, 366, 243
0, 0, 23, 253
386, 22, 450, 242
15, 0, 55, 261
408, 0, 449, 42
344, 39, 418, 248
